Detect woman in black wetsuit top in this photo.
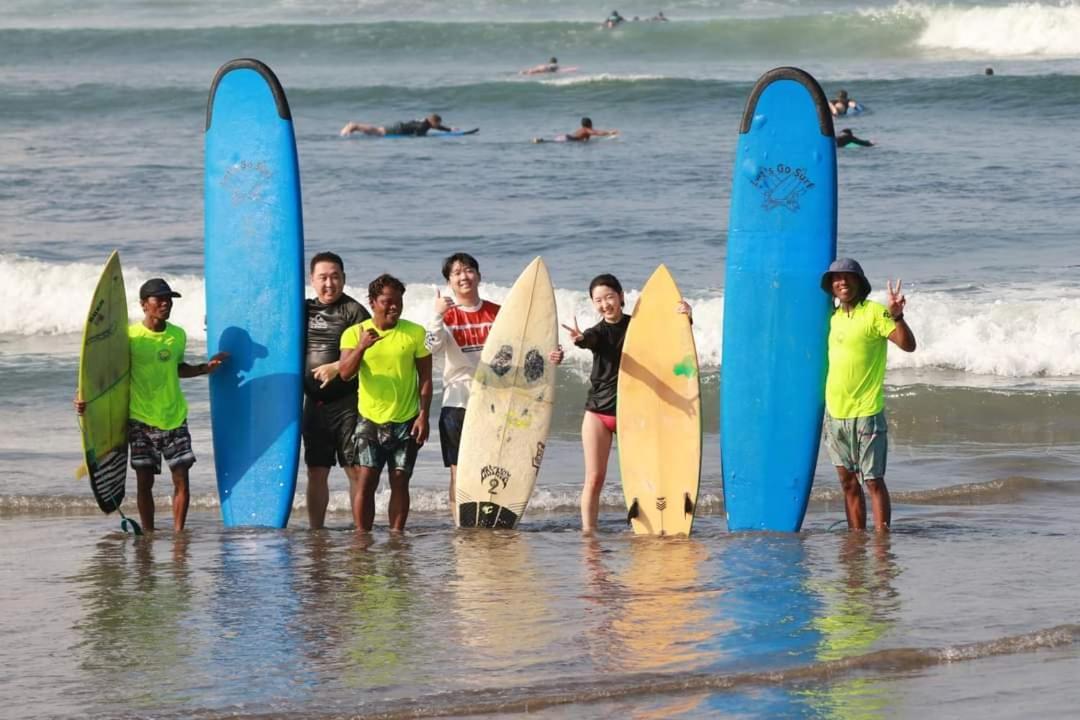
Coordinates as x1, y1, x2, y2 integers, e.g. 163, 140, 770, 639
563, 273, 691, 532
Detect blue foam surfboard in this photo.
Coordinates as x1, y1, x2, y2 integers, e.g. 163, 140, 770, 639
205, 58, 304, 527
721, 67, 837, 532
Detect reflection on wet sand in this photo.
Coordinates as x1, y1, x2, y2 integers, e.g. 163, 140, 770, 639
342, 533, 422, 689
209, 531, 312, 706
607, 536, 714, 673
698, 534, 824, 717
74, 534, 194, 713
803, 532, 901, 719
448, 531, 571, 680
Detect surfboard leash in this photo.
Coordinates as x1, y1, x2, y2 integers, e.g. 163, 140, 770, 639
118, 507, 143, 536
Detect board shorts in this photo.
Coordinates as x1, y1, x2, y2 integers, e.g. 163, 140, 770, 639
346, 414, 420, 474
129, 419, 195, 473
439, 406, 466, 467
823, 411, 888, 482
302, 394, 359, 467
588, 410, 617, 434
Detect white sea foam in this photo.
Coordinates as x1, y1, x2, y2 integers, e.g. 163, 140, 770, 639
904, 1, 1080, 57
5, 254, 1080, 379
538, 73, 667, 87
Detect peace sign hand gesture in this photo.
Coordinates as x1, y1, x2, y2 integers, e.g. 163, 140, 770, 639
561, 315, 584, 343
886, 279, 906, 319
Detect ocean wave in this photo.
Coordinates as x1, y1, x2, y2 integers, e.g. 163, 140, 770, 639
6, 4, 1080, 65
910, 1, 1080, 57
809, 476, 1080, 505
8, 72, 1080, 126
0, 488, 724, 517
537, 73, 669, 87
6, 476, 1078, 518
170, 622, 1078, 718
6, 254, 1080, 379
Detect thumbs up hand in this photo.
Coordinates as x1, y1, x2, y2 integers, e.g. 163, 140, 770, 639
433, 287, 455, 317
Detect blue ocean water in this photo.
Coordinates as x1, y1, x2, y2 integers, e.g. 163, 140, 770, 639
2, 0, 1080, 717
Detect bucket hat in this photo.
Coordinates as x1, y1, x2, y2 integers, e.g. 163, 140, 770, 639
820, 258, 871, 297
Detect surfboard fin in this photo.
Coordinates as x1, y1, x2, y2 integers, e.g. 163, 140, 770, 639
626, 499, 640, 526
75, 463, 88, 480
684, 493, 695, 516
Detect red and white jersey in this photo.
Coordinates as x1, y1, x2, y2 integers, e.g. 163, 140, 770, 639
425, 299, 500, 408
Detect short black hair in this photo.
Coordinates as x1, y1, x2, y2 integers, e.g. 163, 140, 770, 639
369, 273, 406, 300
581, 117, 593, 128
441, 252, 480, 280
589, 273, 624, 306
310, 251, 345, 275
550, 57, 558, 64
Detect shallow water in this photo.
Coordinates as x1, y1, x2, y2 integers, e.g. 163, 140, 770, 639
3, 0, 1080, 717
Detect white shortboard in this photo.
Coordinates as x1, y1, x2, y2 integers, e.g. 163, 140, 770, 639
455, 257, 558, 529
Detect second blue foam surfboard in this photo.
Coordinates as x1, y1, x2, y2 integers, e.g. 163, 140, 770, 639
721, 67, 837, 532
205, 59, 304, 527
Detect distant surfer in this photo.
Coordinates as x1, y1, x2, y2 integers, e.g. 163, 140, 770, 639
303, 252, 370, 530
830, 89, 859, 117
74, 278, 228, 533
521, 57, 560, 75
532, 117, 619, 144
837, 128, 873, 148
984, 67, 994, 76
340, 113, 452, 137
650, 10, 669, 21
820, 258, 916, 532
562, 274, 691, 533
603, 10, 625, 28
338, 274, 432, 532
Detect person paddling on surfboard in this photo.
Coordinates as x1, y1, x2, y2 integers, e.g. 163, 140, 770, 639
521, 57, 561, 75
303, 252, 371, 530
562, 274, 690, 533
425, 253, 564, 518
533, 117, 619, 144
340, 113, 452, 137
75, 279, 228, 532
339, 274, 433, 532
837, 128, 873, 148
821, 258, 916, 532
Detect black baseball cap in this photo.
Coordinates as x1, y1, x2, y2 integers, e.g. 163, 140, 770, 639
139, 278, 182, 300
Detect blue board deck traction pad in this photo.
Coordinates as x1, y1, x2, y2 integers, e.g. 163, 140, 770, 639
721, 67, 837, 532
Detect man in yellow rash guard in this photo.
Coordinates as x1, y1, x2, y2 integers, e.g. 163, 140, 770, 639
76, 278, 228, 532
820, 259, 916, 532
339, 274, 433, 533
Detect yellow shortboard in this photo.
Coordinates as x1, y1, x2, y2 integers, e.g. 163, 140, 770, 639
76, 250, 130, 514
455, 257, 558, 529
617, 264, 701, 535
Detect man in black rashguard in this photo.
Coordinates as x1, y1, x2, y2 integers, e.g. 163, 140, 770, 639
304, 251, 370, 529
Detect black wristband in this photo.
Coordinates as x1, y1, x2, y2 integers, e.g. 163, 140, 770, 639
891, 313, 904, 322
